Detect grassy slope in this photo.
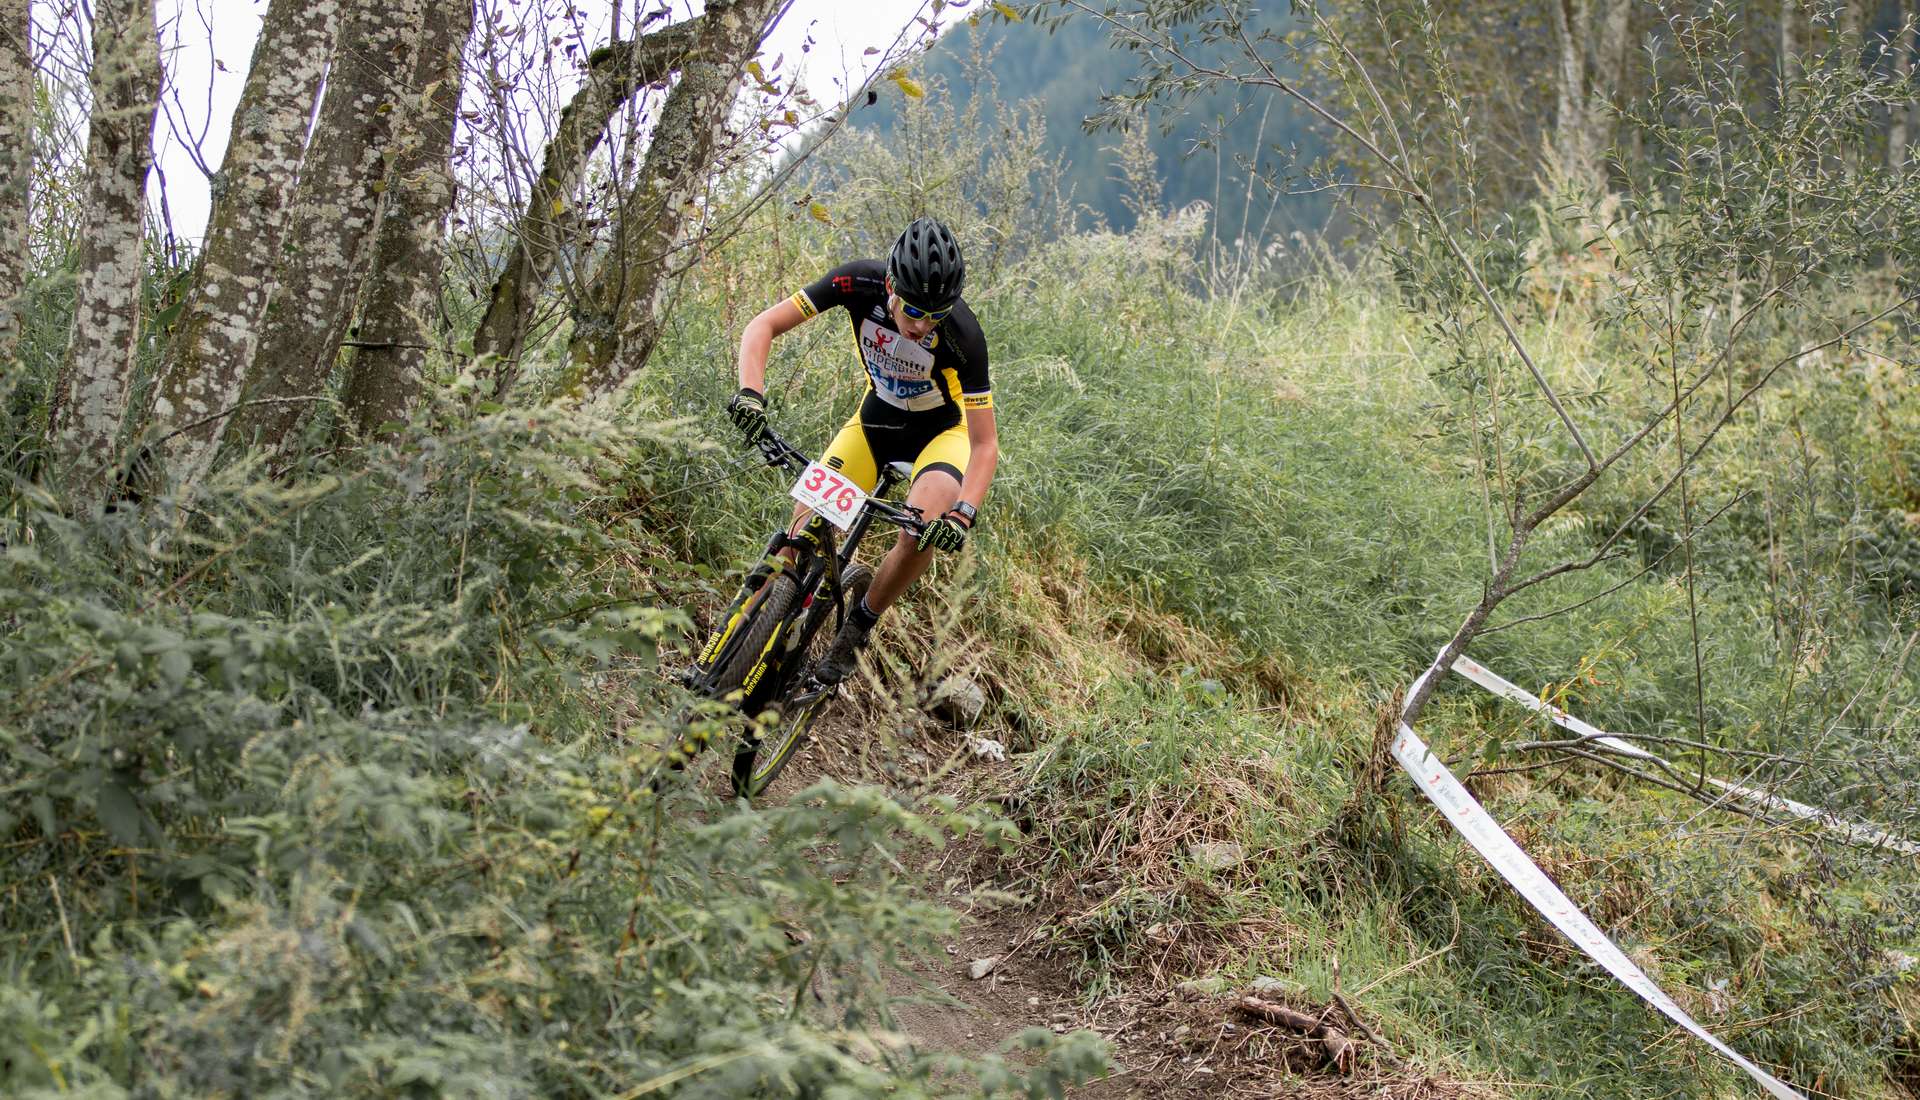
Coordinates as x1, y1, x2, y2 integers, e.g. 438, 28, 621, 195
4, 195, 1908, 1095
635, 209, 1920, 1097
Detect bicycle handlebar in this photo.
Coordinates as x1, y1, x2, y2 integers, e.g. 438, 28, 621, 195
751, 427, 927, 534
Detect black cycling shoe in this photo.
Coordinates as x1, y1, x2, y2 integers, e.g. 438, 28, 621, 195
814, 616, 873, 685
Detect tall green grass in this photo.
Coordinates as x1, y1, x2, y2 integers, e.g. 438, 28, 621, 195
621, 195, 1920, 1096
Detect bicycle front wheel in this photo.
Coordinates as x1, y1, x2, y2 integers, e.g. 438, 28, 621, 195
704, 572, 800, 704
732, 563, 873, 799
664, 567, 800, 779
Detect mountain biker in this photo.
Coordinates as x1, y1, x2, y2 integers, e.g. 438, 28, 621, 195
725, 217, 996, 685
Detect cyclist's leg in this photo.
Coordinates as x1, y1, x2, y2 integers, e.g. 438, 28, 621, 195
815, 420, 966, 683
816, 412, 883, 492
866, 422, 969, 613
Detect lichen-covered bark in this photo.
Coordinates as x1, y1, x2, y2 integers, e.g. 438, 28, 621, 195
234, 0, 424, 451
44, 0, 160, 504
0, 0, 31, 369
339, 0, 473, 438
564, 0, 782, 398
475, 16, 705, 395
148, 0, 341, 490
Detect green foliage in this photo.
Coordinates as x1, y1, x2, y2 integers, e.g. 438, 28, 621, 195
0, 386, 1108, 1096
12, 3, 1920, 1092
631, 7, 1920, 1090
802, 68, 1077, 290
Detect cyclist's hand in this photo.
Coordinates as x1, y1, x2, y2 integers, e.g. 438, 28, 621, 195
916, 510, 971, 554
726, 387, 768, 442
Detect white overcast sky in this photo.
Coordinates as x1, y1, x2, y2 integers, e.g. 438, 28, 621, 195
150, 0, 964, 242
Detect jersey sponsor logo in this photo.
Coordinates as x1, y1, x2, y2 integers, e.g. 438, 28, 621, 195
858, 318, 943, 411
869, 305, 888, 321
790, 291, 818, 319
962, 391, 992, 410
833, 275, 855, 294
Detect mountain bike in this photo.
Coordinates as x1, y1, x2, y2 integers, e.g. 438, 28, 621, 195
679, 424, 926, 799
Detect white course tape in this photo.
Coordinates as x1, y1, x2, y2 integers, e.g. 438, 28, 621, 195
1392, 722, 1805, 1099
1451, 655, 1920, 856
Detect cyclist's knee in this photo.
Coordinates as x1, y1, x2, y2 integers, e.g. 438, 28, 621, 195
906, 470, 961, 513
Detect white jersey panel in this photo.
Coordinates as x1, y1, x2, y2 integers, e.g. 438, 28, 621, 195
858, 318, 944, 412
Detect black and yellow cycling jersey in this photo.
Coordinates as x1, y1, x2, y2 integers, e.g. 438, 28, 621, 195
789, 259, 991, 490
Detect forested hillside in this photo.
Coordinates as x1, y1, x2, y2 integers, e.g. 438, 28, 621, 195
851, 7, 1333, 244
3, 1, 1920, 1098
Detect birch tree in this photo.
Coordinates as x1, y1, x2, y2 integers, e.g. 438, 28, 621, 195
338, 0, 474, 437
231, 0, 424, 452
562, 0, 783, 398
1781, 0, 1801, 83
0, 0, 29, 369
473, 14, 706, 393
147, 0, 341, 491
44, 0, 159, 503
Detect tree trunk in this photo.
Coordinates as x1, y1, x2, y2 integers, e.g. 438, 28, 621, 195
338, 0, 473, 438
233, 0, 424, 453
44, 0, 160, 505
1780, 0, 1800, 85
1547, 0, 1631, 193
1549, 0, 1588, 185
474, 16, 705, 396
0, 0, 30, 369
1895, 8, 1915, 172
563, 0, 781, 399
147, 0, 342, 491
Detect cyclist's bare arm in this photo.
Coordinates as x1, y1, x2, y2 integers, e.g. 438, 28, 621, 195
732, 298, 818, 544
958, 405, 998, 513
737, 300, 810, 392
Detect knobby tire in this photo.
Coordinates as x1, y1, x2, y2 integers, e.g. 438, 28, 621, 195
732, 563, 874, 799
667, 572, 798, 771
707, 573, 799, 704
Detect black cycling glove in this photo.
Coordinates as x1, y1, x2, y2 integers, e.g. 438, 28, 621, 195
916, 509, 972, 553
726, 387, 767, 442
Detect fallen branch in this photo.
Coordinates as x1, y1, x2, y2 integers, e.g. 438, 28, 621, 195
1234, 995, 1356, 1073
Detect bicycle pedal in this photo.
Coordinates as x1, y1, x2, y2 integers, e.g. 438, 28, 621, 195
790, 678, 835, 707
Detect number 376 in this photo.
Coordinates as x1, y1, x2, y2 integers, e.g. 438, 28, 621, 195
804, 467, 858, 512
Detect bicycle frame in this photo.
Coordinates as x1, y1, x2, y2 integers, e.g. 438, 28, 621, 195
771, 461, 914, 693
688, 429, 922, 709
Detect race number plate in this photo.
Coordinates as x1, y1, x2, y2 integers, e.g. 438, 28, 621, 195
789, 461, 868, 532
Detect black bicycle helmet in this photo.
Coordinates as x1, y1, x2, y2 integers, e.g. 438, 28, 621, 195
887, 217, 966, 312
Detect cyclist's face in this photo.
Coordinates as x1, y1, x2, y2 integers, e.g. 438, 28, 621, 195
885, 279, 938, 341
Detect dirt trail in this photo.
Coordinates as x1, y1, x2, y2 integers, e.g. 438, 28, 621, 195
750, 711, 1138, 1096
756, 706, 1496, 1100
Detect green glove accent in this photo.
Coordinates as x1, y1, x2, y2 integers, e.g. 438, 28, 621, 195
916, 510, 971, 553
726, 387, 767, 441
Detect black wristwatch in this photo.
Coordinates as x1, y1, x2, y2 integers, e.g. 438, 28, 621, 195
948, 500, 978, 528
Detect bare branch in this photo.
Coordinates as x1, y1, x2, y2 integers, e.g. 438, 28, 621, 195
1503, 293, 1920, 598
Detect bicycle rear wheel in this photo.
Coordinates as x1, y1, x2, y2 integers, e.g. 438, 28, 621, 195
732, 563, 873, 799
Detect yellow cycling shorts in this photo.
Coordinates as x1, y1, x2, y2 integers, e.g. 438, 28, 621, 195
818, 413, 970, 493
